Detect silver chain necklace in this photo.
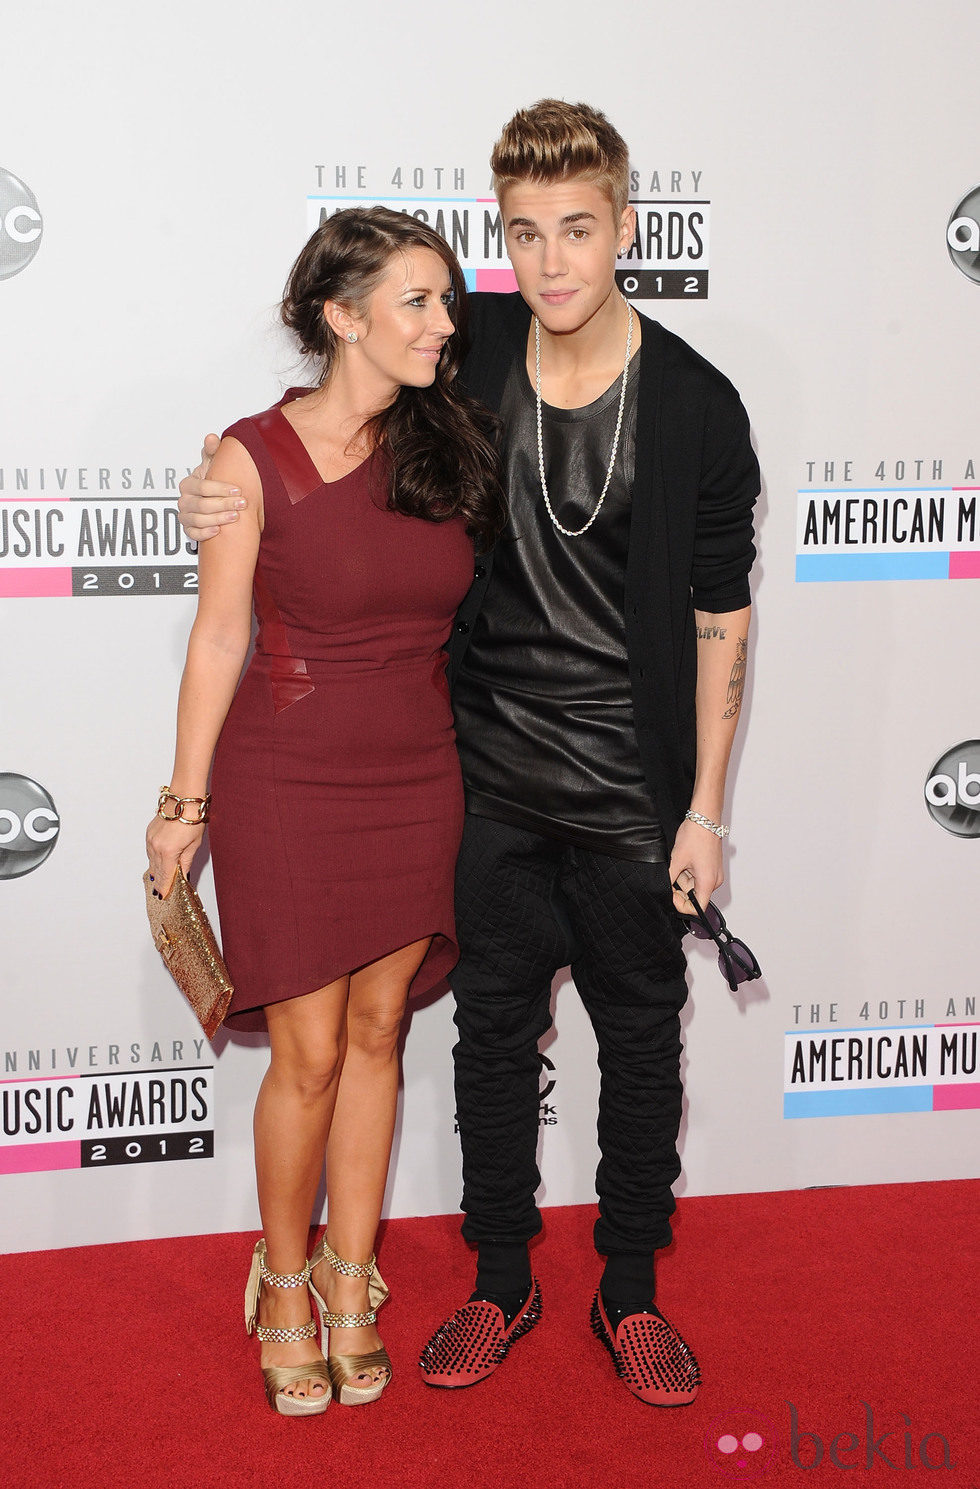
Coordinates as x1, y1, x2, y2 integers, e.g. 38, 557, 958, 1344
534, 300, 634, 538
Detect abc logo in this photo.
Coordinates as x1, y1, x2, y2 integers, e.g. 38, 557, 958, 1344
0, 167, 43, 281
924, 741, 980, 838
947, 187, 980, 284
0, 774, 60, 878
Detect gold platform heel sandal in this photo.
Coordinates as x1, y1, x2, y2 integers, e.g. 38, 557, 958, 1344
309, 1236, 392, 1406
244, 1239, 332, 1416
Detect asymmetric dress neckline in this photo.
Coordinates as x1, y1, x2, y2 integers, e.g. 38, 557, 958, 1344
274, 389, 379, 494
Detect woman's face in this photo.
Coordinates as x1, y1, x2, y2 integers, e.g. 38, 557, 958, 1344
348, 246, 456, 393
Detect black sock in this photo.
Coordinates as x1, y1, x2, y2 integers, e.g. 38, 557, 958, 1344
600, 1251, 655, 1299
475, 1240, 532, 1295
599, 1252, 658, 1328
472, 1241, 532, 1327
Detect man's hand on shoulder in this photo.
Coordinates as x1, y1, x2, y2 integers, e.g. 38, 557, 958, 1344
178, 434, 245, 542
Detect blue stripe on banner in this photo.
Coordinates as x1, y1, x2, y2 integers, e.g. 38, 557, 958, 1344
306, 195, 470, 203
783, 1087, 934, 1118
795, 553, 949, 582
797, 487, 953, 495
462, 268, 477, 292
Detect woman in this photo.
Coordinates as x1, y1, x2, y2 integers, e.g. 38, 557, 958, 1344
146, 207, 504, 1416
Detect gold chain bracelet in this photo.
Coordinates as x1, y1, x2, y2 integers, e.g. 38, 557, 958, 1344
157, 786, 211, 824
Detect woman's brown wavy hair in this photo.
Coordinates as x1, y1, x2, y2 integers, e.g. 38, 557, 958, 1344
282, 206, 505, 550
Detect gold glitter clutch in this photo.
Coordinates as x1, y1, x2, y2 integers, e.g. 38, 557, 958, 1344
143, 864, 233, 1038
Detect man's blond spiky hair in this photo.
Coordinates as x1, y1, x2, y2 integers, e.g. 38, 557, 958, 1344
490, 99, 630, 218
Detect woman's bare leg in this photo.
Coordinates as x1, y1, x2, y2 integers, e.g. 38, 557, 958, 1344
313, 937, 431, 1383
253, 976, 348, 1401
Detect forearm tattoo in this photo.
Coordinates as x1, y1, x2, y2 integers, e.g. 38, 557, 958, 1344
722, 636, 748, 719
696, 624, 727, 640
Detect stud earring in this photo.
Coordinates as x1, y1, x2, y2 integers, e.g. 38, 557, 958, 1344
346, 332, 358, 343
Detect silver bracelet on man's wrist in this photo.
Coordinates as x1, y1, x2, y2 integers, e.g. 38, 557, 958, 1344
684, 809, 729, 839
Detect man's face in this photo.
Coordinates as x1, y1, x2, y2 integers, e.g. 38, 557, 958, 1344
500, 178, 635, 336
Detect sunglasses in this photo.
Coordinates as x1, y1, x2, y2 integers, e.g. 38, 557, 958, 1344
674, 885, 762, 993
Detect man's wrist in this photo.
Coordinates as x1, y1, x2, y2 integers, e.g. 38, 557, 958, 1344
684, 809, 729, 839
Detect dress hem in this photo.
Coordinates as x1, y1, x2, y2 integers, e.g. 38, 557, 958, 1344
223, 927, 458, 1032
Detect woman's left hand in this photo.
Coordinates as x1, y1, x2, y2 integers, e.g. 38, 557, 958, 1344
145, 815, 206, 896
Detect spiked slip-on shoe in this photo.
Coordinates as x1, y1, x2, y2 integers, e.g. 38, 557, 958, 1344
590, 1291, 700, 1406
419, 1279, 542, 1387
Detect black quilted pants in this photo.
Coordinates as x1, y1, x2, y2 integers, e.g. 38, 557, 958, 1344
451, 814, 689, 1258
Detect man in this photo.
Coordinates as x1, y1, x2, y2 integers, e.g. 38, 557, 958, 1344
179, 100, 758, 1406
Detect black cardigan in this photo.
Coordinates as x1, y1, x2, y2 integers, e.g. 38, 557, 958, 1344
449, 291, 759, 845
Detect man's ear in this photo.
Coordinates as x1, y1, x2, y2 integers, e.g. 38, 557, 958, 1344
618, 204, 637, 257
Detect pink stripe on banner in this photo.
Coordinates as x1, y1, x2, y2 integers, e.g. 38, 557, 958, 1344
948, 551, 980, 579
932, 1083, 980, 1111
0, 568, 73, 597
477, 269, 519, 293
0, 1141, 81, 1174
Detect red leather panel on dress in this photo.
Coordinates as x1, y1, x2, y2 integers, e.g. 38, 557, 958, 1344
252, 563, 315, 712
250, 405, 322, 506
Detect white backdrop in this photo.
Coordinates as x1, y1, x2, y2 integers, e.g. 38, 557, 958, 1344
2, 0, 978, 1253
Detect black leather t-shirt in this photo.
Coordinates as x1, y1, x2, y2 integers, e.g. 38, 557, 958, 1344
452, 347, 666, 862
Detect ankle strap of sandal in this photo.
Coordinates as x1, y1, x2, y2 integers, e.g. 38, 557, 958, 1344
318, 1307, 377, 1328
261, 1257, 311, 1289
245, 1240, 316, 1340
255, 1316, 319, 1343
320, 1239, 376, 1278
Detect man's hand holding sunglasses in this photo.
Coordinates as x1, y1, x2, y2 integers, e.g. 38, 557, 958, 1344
669, 811, 724, 920
671, 879, 763, 993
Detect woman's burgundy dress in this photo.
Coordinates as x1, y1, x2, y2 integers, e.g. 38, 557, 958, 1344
209, 393, 473, 1030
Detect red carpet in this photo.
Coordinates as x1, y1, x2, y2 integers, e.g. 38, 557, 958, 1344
2, 1182, 977, 1488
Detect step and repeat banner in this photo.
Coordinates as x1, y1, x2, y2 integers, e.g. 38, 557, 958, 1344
2, 1, 977, 1251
